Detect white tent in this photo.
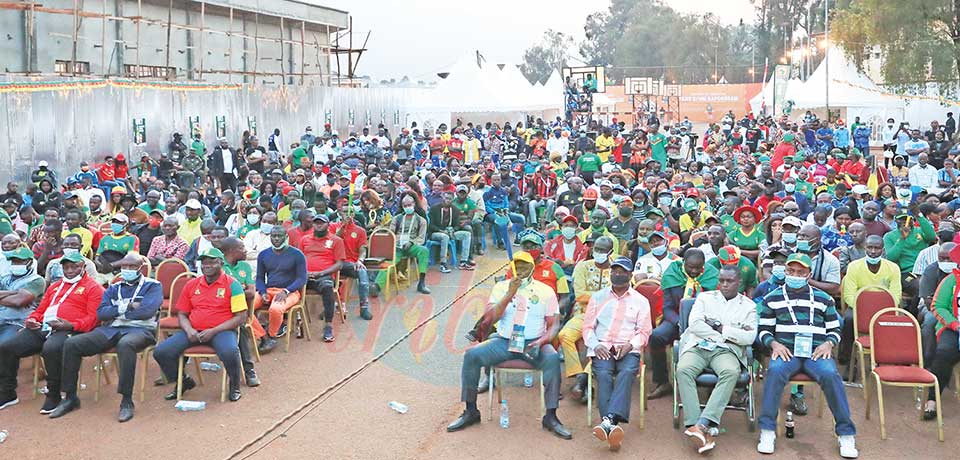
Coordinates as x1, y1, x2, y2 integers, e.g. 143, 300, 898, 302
791, 46, 903, 110
749, 76, 803, 115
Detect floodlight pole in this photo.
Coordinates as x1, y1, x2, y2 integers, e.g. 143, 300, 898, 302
824, 0, 830, 122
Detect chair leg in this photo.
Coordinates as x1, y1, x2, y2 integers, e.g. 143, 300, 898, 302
102, 357, 113, 386
875, 375, 886, 440
139, 351, 149, 403
934, 381, 944, 442
639, 363, 646, 429
194, 358, 205, 385
248, 326, 261, 362
817, 387, 824, 418
865, 372, 872, 420
847, 345, 857, 383
587, 369, 592, 427
301, 309, 312, 341
858, 350, 869, 399
539, 370, 545, 417
33, 356, 41, 399
954, 368, 960, 400
284, 310, 293, 352
176, 356, 185, 401
488, 368, 495, 421
220, 367, 228, 403
94, 354, 102, 402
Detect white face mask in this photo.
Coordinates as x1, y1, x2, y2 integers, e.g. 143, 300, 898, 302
939, 261, 957, 273
63, 270, 84, 284
593, 251, 610, 264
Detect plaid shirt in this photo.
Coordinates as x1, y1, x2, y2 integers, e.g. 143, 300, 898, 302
147, 234, 190, 260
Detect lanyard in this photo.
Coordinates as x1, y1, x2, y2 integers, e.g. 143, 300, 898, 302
116, 276, 146, 304
49, 279, 81, 312
781, 285, 815, 326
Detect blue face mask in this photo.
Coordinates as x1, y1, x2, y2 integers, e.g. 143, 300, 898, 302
120, 268, 140, 282
782, 232, 797, 244
260, 223, 274, 234
111, 223, 125, 234
865, 255, 882, 265
291, 210, 301, 221
785, 275, 807, 289
797, 240, 811, 253
771, 265, 786, 280
10, 264, 29, 277
651, 244, 668, 257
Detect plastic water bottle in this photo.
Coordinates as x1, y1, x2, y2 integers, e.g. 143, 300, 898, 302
499, 400, 510, 428
200, 362, 221, 372
175, 400, 207, 411
785, 411, 795, 438
523, 373, 534, 388
388, 401, 408, 414
0, 430, 8, 443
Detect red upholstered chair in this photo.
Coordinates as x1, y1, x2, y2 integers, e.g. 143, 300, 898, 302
364, 229, 399, 298
849, 287, 897, 390
158, 272, 197, 337
488, 359, 545, 420
865, 307, 943, 441
154, 259, 190, 300
777, 372, 824, 437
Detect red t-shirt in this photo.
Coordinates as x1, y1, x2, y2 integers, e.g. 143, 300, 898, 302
97, 164, 116, 182
328, 221, 368, 263
300, 233, 346, 272
176, 272, 246, 331
288, 226, 311, 250
447, 138, 464, 161
28, 275, 104, 333
429, 138, 446, 156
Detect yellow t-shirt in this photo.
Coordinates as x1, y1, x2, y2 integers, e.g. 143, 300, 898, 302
62, 227, 94, 258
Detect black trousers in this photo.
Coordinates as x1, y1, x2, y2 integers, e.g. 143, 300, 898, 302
0, 329, 71, 395
307, 275, 336, 322
928, 329, 960, 400
238, 326, 255, 373
61, 328, 156, 398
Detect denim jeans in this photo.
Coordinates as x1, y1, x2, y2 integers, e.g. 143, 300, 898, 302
0, 323, 21, 343
339, 262, 370, 305
919, 308, 939, 366
430, 231, 472, 264
153, 329, 241, 387
460, 336, 561, 410
759, 356, 856, 435
592, 353, 641, 422
483, 213, 524, 258
527, 198, 556, 226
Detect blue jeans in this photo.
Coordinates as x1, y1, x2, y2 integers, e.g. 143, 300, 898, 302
484, 213, 524, 255
0, 323, 21, 343
153, 330, 241, 386
460, 336, 561, 410
339, 262, 369, 305
759, 356, 856, 435
592, 353, 641, 422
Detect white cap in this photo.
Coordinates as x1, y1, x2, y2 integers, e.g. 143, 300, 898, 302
38, 160, 48, 167
185, 199, 202, 210
782, 216, 804, 228
851, 184, 870, 195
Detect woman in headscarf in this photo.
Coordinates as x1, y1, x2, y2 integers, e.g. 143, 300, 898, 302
301, 181, 318, 208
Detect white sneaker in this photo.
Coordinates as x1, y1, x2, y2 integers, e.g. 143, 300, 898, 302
757, 429, 776, 454
838, 435, 859, 458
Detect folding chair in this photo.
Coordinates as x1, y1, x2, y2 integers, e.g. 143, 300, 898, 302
586, 358, 647, 428
865, 307, 943, 441
488, 359, 545, 420
848, 287, 897, 391
283, 285, 311, 352
94, 325, 158, 402
671, 299, 757, 432
364, 229, 400, 299
158, 272, 197, 338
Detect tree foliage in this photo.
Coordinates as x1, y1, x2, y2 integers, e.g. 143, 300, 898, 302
832, 0, 960, 95
519, 29, 574, 85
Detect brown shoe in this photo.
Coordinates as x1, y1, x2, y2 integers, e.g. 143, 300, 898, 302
684, 424, 716, 454
647, 383, 672, 400
607, 424, 625, 451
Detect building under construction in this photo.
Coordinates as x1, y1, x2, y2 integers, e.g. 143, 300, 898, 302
0, 0, 357, 85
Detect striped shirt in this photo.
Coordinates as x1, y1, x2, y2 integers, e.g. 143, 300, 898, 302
582, 287, 652, 357
758, 286, 841, 350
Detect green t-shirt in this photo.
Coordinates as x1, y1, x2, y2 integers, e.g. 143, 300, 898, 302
706, 257, 758, 292
795, 180, 816, 200
97, 233, 137, 254
649, 133, 667, 167
729, 226, 765, 251
452, 198, 477, 217
577, 153, 602, 172
191, 139, 205, 158
291, 146, 309, 167
138, 202, 166, 214
719, 214, 738, 234
224, 260, 255, 286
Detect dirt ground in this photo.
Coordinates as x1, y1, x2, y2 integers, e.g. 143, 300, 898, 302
0, 255, 958, 460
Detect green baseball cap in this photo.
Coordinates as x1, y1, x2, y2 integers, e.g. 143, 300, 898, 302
646, 208, 665, 218
786, 253, 812, 268
682, 198, 698, 213
198, 247, 225, 261
61, 251, 84, 264
782, 133, 796, 142
5, 247, 34, 261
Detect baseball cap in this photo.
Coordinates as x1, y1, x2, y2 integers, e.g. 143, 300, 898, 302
682, 198, 698, 213
512, 251, 534, 265
5, 247, 34, 261
610, 256, 633, 271
518, 231, 545, 247
38, 160, 49, 167
198, 247, 225, 261
685, 188, 700, 198
60, 251, 84, 264
782, 216, 804, 228
111, 214, 129, 224
313, 213, 330, 223
851, 184, 870, 195
456, 184, 468, 193
786, 253, 812, 268
584, 188, 599, 200
646, 208, 665, 218
561, 215, 579, 225
185, 199, 202, 210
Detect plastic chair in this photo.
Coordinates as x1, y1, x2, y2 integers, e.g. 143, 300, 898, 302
671, 298, 757, 432
488, 359, 545, 420
283, 285, 311, 352
158, 272, 198, 337
848, 287, 897, 391
364, 229, 400, 299
865, 307, 943, 442
586, 358, 646, 428
426, 238, 459, 267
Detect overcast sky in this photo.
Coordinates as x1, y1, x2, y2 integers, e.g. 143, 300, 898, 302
320, 0, 757, 81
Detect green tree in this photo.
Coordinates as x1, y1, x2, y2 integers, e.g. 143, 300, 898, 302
832, 0, 960, 95
520, 29, 574, 84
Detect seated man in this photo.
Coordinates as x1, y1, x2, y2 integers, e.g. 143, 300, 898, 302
52, 253, 161, 422
0, 251, 103, 412
147, 216, 189, 267
678, 266, 757, 454
757, 253, 857, 458
583, 256, 651, 451
254, 225, 307, 353
706, 246, 758, 298
445, 252, 571, 440
648, 248, 718, 400
95, 214, 140, 275
923, 243, 960, 420
543, 215, 589, 276
559, 235, 614, 401
153, 248, 246, 402
45, 233, 98, 285
329, 208, 373, 320
376, 194, 431, 295
838, 235, 901, 363
219, 237, 260, 387
0, 248, 46, 343
428, 191, 474, 273
300, 214, 344, 342
632, 231, 679, 281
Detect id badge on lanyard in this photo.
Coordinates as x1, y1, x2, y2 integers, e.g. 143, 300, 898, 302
782, 286, 815, 359
508, 325, 526, 353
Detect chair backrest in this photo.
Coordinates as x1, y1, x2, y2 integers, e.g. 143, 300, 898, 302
155, 259, 189, 298
678, 298, 696, 334
139, 256, 152, 277
167, 272, 198, 316
368, 229, 397, 260
854, 287, 897, 336
869, 307, 922, 368
634, 280, 662, 328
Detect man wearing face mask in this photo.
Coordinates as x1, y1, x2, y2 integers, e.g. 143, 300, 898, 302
753, 248, 792, 302
917, 242, 955, 369
884, 213, 936, 315
579, 208, 618, 250
51, 253, 160, 422
633, 231, 679, 282
756, 254, 857, 458
776, 178, 811, 218
253, 226, 307, 351
840, 233, 902, 350
45, 233, 98, 285
544, 215, 589, 276
95, 214, 140, 274
379, 195, 431, 295
0, 249, 46, 345
0, 251, 103, 413
559, 236, 615, 401
243, 211, 279, 273
606, 197, 639, 247
583, 256, 652, 451
647, 249, 719, 400
447, 251, 570, 439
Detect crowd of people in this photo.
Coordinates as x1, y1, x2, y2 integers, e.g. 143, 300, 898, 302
0, 109, 958, 457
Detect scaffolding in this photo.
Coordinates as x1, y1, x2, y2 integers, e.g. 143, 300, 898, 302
0, 0, 365, 85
